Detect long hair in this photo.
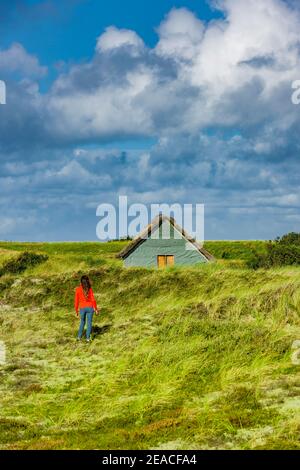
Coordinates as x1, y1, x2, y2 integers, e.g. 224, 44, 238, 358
81, 275, 91, 298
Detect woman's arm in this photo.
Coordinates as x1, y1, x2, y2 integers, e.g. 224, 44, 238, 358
90, 289, 99, 314
74, 288, 79, 316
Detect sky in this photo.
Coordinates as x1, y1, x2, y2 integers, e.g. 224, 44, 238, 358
0, 0, 300, 241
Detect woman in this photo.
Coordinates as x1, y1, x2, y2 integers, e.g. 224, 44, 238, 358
74, 275, 99, 342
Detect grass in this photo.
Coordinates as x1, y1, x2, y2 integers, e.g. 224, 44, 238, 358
0, 240, 299, 450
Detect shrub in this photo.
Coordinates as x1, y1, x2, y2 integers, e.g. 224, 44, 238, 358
276, 232, 300, 245
266, 243, 300, 266
247, 235, 300, 269
0, 252, 48, 276
247, 252, 269, 270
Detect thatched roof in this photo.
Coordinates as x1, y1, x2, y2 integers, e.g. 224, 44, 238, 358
117, 214, 214, 261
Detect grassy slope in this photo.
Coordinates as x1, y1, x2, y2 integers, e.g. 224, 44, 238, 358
0, 241, 299, 450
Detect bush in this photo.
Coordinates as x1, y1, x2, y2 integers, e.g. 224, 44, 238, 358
0, 252, 48, 276
267, 243, 300, 266
276, 232, 300, 245
246, 252, 268, 270
247, 234, 300, 269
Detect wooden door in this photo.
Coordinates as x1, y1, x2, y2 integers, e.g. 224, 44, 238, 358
166, 255, 174, 267
157, 255, 175, 268
157, 255, 166, 268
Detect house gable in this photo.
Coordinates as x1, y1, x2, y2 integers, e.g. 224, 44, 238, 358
122, 218, 210, 268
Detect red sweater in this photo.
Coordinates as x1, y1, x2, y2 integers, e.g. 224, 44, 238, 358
74, 286, 97, 312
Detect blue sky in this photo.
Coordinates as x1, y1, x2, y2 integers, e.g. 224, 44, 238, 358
1, 0, 220, 93
1, 1, 217, 56
0, 0, 300, 241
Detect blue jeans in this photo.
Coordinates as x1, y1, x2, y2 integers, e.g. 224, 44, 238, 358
78, 307, 94, 339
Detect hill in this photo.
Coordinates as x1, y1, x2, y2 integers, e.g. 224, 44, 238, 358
0, 241, 299, 450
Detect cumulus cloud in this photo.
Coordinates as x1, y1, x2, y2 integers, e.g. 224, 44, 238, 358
0, 0, 300, 240
0, 43, 47, 78
190, 0, 300, 93
3, 0, 300, 148
45, 0, 300, 144
96, 26, 145, 54
155, 7, 204, 60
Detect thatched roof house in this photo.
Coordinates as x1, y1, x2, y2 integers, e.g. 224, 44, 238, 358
117, 215, 214, 268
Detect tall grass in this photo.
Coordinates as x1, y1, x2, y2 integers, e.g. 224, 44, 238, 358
0, 242, 299, 450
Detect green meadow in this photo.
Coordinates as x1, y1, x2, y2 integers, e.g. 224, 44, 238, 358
0, 240, 299, 450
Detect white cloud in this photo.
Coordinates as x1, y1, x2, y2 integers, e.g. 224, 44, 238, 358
47, 66, 155, 140
0, 43, 47, 78
190, 0, 300, 93
96, 26, 145, 54
155, 8, 204, 60
55, 160, 112, 186
1, 0, 300, 240
40, 0, 300, 143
